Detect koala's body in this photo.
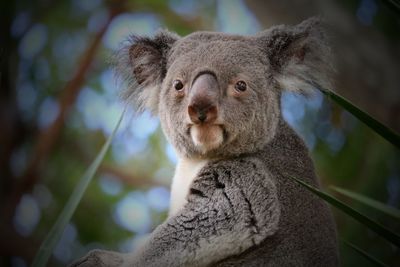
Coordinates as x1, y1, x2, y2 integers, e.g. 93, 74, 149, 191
72, 18, 339, 267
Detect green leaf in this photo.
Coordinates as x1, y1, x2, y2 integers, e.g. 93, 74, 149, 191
341, 239, 389, 267
287, 176, 400, 247
31, 108, 126, 267
331, 186, 400, 219
320, 89, 400, 149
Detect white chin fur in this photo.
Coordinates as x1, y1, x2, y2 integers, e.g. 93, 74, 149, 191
190, 125, 223, 153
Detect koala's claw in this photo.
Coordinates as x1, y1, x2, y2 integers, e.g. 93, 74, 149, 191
69, 249, 125, 267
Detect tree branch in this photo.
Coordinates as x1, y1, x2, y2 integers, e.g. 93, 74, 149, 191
99, 163, 168, 188
4, 4, 124, 221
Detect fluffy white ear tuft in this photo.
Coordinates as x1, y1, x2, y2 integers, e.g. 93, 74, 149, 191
114, 30, 180, 114
257, 17, 335, 95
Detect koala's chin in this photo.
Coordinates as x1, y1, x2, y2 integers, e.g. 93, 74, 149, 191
190, 124, 224, 154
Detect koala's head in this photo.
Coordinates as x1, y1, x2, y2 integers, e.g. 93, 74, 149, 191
116, 17, 333, 159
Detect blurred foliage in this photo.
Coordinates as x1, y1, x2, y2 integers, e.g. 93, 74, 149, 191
1, 0, 399, 267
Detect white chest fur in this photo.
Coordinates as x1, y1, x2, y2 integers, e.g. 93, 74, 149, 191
169, 158, 208, 217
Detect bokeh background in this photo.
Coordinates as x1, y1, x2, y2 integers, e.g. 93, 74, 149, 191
1, 0, 399, 266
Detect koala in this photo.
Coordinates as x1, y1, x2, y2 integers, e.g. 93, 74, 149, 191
71, 17, 339, 267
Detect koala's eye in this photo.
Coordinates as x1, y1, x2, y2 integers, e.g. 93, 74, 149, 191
173, 80, 184, 91
235, 81, 247, 92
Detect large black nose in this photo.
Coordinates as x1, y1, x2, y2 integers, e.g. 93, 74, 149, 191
188, 73, 219, 124
188, 101, 218, 124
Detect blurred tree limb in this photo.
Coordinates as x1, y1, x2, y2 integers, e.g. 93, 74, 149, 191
99, 163, 167, 188
4, 1, 126, 221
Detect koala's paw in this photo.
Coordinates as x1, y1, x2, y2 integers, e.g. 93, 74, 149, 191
69, 249, 125, 267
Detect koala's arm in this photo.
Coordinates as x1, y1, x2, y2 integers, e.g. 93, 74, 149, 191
70, 158, 280, 267
126, 158, 281, 267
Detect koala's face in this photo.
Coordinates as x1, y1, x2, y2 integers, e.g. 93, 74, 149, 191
118, 18, 332, 159
158, 35, 280, 158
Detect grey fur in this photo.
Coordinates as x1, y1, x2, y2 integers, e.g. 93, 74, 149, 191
71, 17, 338, 267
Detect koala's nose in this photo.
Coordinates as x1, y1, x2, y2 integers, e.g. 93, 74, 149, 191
188, 101, 218, 124
188, 73, 219, 124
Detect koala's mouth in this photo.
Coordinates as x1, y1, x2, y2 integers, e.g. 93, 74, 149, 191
186, 124, 228, 153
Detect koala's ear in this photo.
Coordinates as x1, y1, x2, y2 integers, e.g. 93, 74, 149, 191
257, 17, 334, 94
115, 30, 179, 113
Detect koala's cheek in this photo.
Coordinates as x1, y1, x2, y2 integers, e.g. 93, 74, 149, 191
190, 125, 224, 153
